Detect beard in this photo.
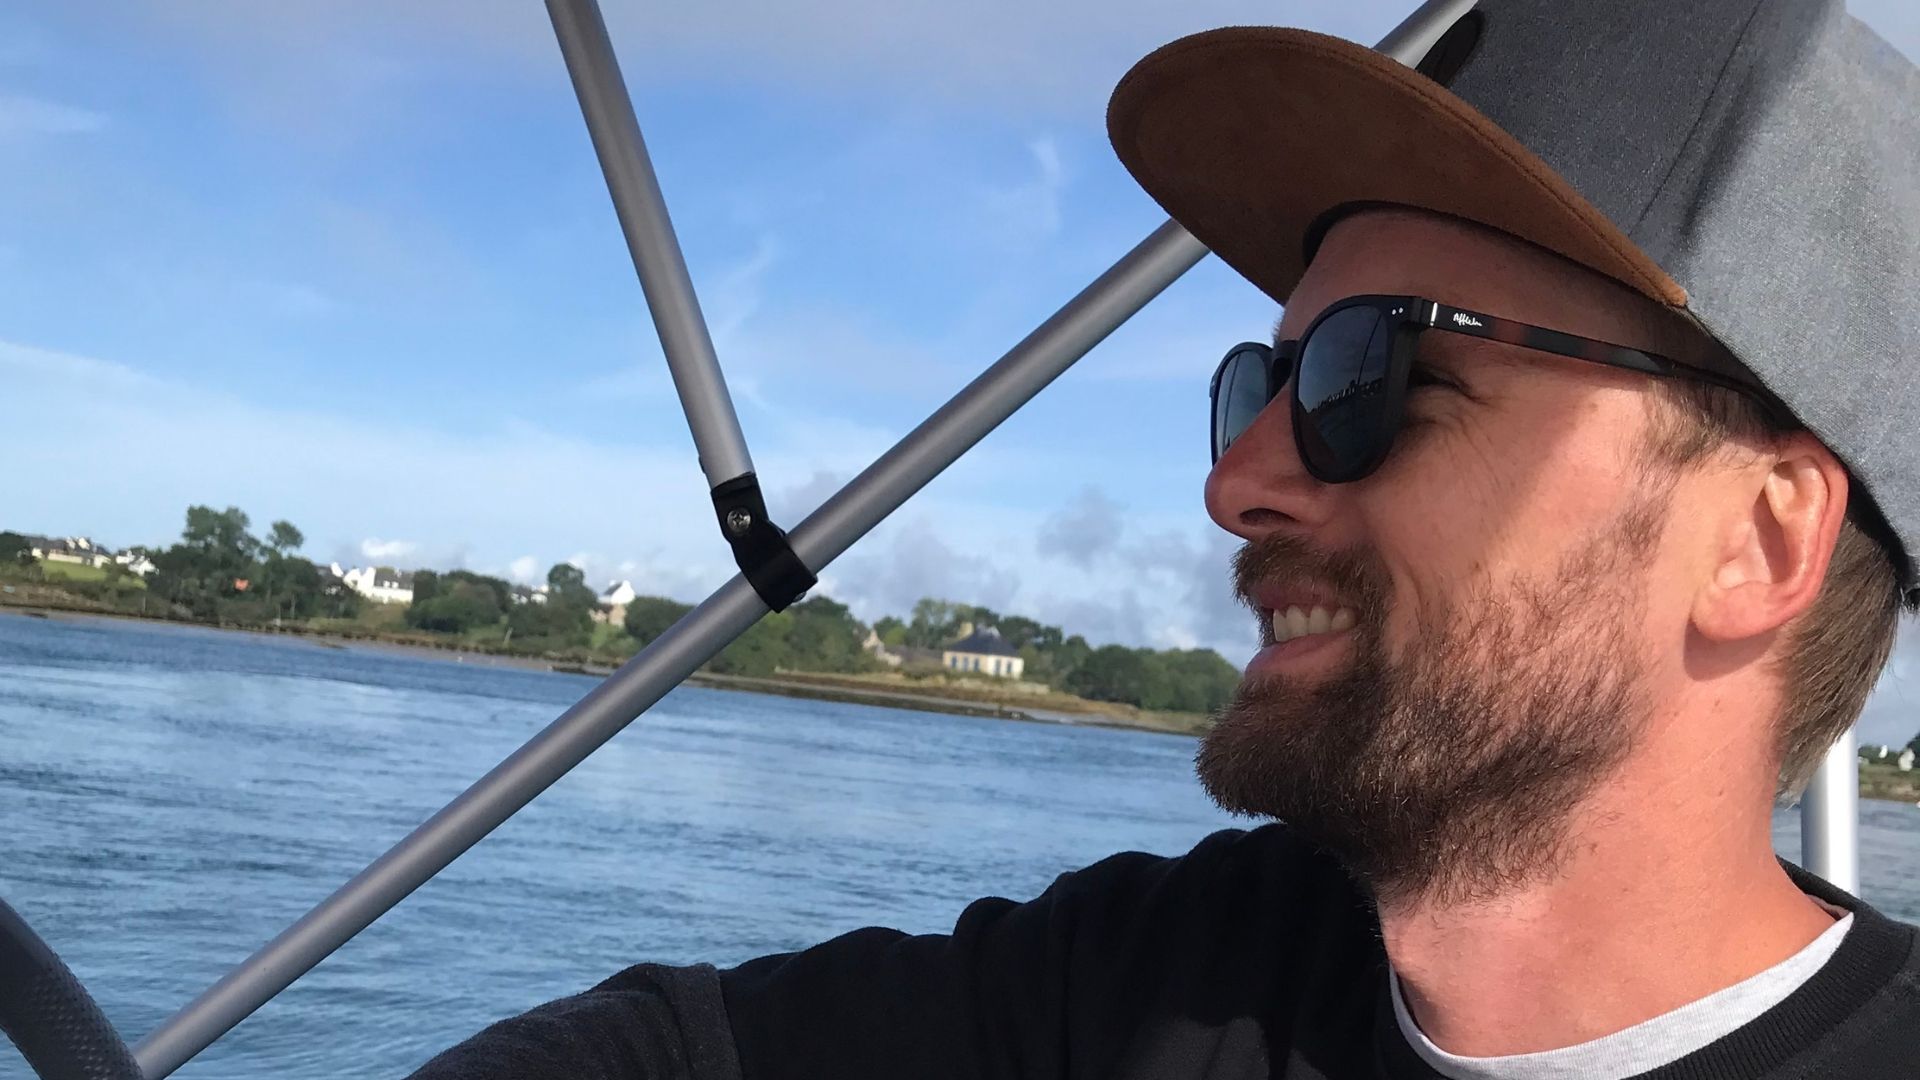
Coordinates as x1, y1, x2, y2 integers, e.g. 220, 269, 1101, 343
1196, 496, 1666, 909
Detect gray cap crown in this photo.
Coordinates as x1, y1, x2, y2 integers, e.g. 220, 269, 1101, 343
1448, 0, 1920, 595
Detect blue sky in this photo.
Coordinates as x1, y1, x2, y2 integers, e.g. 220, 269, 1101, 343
5, 2, 1919, 744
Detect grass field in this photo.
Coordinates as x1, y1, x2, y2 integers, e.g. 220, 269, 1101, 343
36, 559, 109, 583
1860, 762, 1920, 802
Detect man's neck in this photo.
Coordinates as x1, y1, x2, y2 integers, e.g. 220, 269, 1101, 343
1378, 769, 1838, 1057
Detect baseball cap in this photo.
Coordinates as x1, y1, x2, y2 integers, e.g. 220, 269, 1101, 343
1108, 0, 1920, 599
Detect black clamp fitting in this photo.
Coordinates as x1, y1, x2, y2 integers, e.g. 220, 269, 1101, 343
710, 473, 816, 612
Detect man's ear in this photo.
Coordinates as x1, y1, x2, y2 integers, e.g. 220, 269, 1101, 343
1692, 434, 1848, 641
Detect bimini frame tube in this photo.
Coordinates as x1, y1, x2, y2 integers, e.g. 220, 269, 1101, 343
547, 0, 753, 488
128, 196, 1209, 1080
144, 1, 1863, 1076
1802, 732, 1860, 892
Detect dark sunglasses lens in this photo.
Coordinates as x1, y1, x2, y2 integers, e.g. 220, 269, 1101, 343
1213, 344, 1276, 460
1294, 306, 1395, 479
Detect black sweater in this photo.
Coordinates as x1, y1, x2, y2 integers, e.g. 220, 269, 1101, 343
408, 825, 1920, 1079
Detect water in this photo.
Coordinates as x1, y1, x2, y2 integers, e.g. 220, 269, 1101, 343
0, 613, 1915, 1078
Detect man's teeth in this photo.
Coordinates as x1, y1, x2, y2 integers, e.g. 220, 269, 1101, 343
1271, 605, 1356, 644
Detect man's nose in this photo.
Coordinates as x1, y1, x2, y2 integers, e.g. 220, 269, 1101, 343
1204, 386, 1338, 542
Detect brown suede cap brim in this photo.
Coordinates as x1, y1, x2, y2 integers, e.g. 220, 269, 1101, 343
1107, 27, 1689, 310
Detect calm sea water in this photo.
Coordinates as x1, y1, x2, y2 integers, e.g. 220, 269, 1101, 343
0, 613, 1915, 1078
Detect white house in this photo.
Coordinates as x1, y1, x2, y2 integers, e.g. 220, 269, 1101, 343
1900, 748, 1915, 773
113, 550, 157, 576
940, 622, 1025, 679
31, 535, 111, 568
335, 564, 416, 605
594, 580, 639, 625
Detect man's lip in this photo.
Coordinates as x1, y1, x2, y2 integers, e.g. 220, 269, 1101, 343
1250, 627, 1352, 672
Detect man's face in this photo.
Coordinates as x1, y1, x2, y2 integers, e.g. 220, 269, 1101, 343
1196, 209, 1707, 907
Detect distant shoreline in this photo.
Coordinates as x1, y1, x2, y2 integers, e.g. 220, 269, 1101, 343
10, 605, 1916, 800
0, 604, 1206, 736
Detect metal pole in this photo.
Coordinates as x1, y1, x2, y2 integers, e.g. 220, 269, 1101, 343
131, 220, 1206, 1080
1800, 728, 1860, 892
1374, 0, 1479, 60
547, 0, 754, 487
130, 1, 1478, 1074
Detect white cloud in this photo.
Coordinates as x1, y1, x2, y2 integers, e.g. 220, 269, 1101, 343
0, 336, 721, 589
708, 234, 782, 348
982, 136, 1069, 242
0, 93, 106, 137
824, 516, 1025, 626
580, 236, 784, 409
768, 469, 852, 528
1036, 485, 1124, 568
1033, 518, 1250, 654
359, 538, 418, 561
3, 336, 1229, 651
553, 550, 720, 603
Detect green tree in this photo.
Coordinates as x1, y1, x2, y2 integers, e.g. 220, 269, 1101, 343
410, 580, 504, 634
994, 614, 1061, 652
783, 595, 872, 673
266, 520, 305, 555
873, 615, 908, 647
507, 594, 592, 651
147, 543, 220, 619
905, 597, 973, 648
445, 571, 513, 613
709, 612, 793, 677
250, 522, 308, 618
262, 556, 336, 620
257, 552, 296, 618
182, 505, 258, 562
625, 596, 693, 649
152, 505, 261, 617
1048, 634, 1092, 689
1065, 644, 1152, 705
410, 569, 442, 606
545, 562, 597, 612
0, 531, 30, 566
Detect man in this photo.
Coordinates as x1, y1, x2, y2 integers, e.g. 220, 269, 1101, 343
412, 0, 1919, 1076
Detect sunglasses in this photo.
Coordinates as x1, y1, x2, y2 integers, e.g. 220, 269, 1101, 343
1210, 294, 1784, 483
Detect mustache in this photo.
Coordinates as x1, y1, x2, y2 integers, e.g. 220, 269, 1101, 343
1230, 532, 1391, 614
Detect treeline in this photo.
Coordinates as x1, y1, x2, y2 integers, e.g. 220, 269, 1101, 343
1860, 735, 1920, 760
407, 564, 599, 654
151, 508, 362, 623
6, 505, 1241, 715
619, 594, 878, 680
2, 507, 361, 623
870, 598, 1239, 714
400, 565, 876, 678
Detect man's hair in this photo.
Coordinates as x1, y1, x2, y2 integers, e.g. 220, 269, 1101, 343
1640, 376, 1903, 800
